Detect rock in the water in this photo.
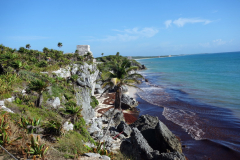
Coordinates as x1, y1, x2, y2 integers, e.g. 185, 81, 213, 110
155, 120, 182, 153
63, 121, 74, 131
121, 128, 154, 160
46, 97, 60, 108
141, 64, 146, 70
121, 94, 138, 109
117, 121, 132, 137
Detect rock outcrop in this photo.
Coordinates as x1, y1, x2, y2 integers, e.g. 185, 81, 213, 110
121, 115, 184, 160
46, 97, 61, 109
121, 94, 138, 109
73, 63, 99, 123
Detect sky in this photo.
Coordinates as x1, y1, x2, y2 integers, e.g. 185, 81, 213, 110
0, 0, 240, 57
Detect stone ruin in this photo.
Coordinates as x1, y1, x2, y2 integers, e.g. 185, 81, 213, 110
77, 45, 92, 56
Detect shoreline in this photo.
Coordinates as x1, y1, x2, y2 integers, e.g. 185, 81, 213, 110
95, 87, 139, 124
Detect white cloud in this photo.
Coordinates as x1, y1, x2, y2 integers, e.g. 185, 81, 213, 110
168, 18, 212, 27
164, 18, 212, 28
87, 27, 158, 42
199, 42, 210, 47
213, 39, 226, 45
199, 39, 232, 48
164, 20, 172, 28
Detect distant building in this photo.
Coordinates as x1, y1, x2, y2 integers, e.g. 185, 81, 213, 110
127, 56, 132, 60
76, 45, 92, 56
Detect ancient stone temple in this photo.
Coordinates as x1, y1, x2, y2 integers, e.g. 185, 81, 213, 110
76, 45, 91, 56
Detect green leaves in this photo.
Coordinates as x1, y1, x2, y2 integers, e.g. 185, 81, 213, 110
18, 116, 41, 133
57, 42, 63, 48
26, 134, 48, 158
0, 112, 22, 147
28, 79, 49, 94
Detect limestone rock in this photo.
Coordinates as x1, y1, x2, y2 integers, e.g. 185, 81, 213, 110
122, 85, 128, 93
5, 96, 15, 102
120, 128, 154, 160
130, 114, 159, 150
155, 152, 186, 160
0, 100, 4, 106
76, 87, 95, 123
52, 67, 71, 78
46, 97, 60, 108
117, 121, 132, 137
100, 155, 111, 160
121, 94, 138, 109
83, 153, 101, 158
63, 121, 74, 131
0, 106, 14, 113
155, 120, 182, 153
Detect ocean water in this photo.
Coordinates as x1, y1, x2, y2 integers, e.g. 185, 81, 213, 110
135, 52, 240, 158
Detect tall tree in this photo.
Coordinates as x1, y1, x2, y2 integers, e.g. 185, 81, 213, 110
26, 44, 31, 49
100, 60, 143, 110
28, 79, 49, 107
57, 42, 63, 48
116, 52, 120, 56
101, 53, 104, 57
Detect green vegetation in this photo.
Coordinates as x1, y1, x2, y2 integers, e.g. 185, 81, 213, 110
90, 96, 99, 109
0, 44, 98, 159
99, 54, 143, 110
0, 44, 143, 159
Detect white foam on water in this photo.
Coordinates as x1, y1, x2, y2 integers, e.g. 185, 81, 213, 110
163, 107, 205, 140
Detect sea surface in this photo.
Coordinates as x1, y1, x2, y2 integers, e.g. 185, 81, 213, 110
135, 52, 240, 159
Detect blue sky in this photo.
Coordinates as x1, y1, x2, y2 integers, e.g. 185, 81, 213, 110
1, 0, 240, 57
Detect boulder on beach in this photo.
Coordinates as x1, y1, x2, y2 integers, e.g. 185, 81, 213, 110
121, 94, 138, 109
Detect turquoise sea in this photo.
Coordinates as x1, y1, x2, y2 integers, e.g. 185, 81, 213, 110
136, 52, 240, 159
137, 52, 240, 117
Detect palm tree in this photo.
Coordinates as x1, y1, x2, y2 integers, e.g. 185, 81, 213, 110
57, 42, 63, 48
28, 79, 49, 107
43, 47, 49, 54
116, 52, 120, 56
26, 44, 31, 49
100, 60, 143, 110
101, 53, 104, 57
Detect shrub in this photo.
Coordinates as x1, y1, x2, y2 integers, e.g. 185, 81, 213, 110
90, 96, 99, 109
38, 60, 48, 67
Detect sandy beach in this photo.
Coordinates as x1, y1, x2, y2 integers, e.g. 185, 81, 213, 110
94, 87, 139, 124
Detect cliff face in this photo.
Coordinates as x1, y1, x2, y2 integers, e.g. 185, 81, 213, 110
47, 62, 99, 123
72, 63, 99, 123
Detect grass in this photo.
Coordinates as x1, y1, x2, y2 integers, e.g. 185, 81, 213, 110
56, 131, 88, 155
5, 102, 62, 122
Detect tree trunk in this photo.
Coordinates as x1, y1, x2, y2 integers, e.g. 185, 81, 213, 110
114, 87, 122, 110
35, 93, 43, 107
